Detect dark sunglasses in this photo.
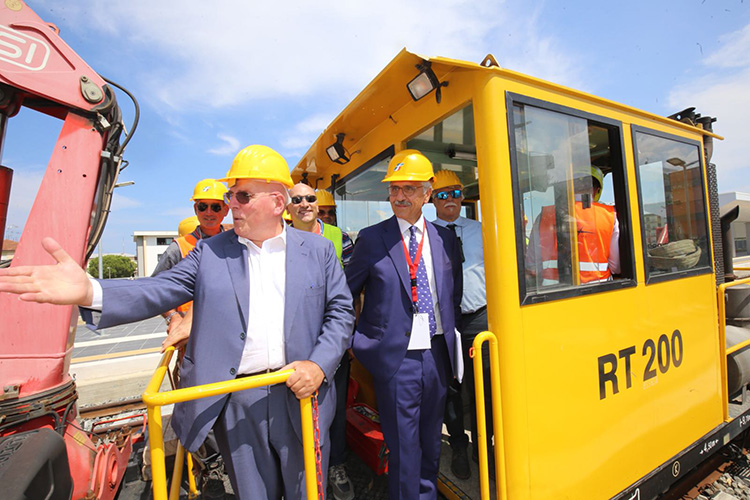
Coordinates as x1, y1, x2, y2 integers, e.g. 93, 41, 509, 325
223, 191, 252, 204
434, 189, 463, 200
196, 202, 224, 213
318, 208, 336, 216
291, 195, 317, 204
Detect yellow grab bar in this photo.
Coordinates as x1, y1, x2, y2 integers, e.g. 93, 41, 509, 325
718, 276, 750, 420
472, 331, 507, 500
143, 348, 319, 500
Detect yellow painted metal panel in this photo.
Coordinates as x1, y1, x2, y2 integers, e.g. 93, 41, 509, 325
295, 49, 726, 499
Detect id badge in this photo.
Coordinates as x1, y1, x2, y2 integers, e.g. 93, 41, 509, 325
407, 313, 431, 350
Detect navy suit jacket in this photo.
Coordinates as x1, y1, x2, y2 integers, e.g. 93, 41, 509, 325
346, 216, 462, 382
85, 228, 354, 451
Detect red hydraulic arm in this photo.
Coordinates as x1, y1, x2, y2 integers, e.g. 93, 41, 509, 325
0, 3, 137, 499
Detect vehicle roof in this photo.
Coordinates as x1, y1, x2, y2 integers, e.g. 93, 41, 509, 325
293, 48, 721, 184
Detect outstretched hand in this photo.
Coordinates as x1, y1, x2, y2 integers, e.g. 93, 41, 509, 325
0, 237, 93, 306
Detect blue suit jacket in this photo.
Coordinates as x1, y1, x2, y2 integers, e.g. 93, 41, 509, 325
346, 216, 462, 381
86, 228, 354, 451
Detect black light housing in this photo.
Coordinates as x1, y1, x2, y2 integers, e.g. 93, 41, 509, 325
407, 60, 448, 103
326, 133, 350, 164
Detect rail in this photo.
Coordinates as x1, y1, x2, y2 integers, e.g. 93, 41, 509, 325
718, 272, 750, 421
472, 331, 507, 500
142, 347, 319, 500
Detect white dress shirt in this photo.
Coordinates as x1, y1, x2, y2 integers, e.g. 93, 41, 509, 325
396, 215, 443, 335
237, 227, 287, 374
432, 216, 487, 314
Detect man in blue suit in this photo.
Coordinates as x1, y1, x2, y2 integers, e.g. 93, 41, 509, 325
346, 150, 463, 499
0, 145, 355, 500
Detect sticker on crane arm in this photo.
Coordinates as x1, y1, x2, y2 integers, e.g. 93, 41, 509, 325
597, 330, 684, 400
0, 24, 51, 71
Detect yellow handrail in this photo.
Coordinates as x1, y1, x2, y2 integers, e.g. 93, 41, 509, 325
472, 331, 507, 500
718, 276, 750, 421
142, 347, 319, 500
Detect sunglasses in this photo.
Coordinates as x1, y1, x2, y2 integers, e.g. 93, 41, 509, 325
387, 185, 423, 196
318, 208, 336, 216
223, 191, 270, 204
196, 202, 224, 213
434, 189, 463, 200
290, 195, 317, 204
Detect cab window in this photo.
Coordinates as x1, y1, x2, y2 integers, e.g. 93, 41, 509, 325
632, 127, 711, 282
510, 97, 634, 302
334, 105, 477, 238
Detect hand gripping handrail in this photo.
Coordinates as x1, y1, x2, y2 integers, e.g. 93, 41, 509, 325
142, 347, 319, 500
472, 331, 507, 500
718, 274, 750, 420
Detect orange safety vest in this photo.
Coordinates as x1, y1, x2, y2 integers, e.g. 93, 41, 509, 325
538, 202, 616, 285
173, 233, 199, 313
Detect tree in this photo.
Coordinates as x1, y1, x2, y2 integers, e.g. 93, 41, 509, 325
87, 255, 136, 279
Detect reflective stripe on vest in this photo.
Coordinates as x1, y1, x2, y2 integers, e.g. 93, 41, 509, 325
321, 222, 344, 267
538, 202, 615, 284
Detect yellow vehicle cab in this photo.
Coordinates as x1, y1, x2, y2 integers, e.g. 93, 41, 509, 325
292, 48, 749, 499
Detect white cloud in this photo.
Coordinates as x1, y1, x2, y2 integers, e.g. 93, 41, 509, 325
56, 0, 508, 111
280, 113, 335, 155
207, 133, 241, 156
667, 23, 750, 192
111, 192, 142, 210
704, 25, 750, 69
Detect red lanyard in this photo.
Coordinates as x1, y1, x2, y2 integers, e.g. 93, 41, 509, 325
400, 220, 426, 306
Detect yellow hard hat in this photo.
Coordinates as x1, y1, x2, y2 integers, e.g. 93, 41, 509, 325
178, 216, 200, 237
219, 145, 293, 189
382, 149, 434, 183
315, 189, 336, 207
282, 209, 292, 222
432, 169, 463, 191
591, 166, 604, 202
191, 178, 228, 202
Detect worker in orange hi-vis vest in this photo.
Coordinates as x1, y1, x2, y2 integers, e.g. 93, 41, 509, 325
153, 179, 229, 350
526, 166, 620, 286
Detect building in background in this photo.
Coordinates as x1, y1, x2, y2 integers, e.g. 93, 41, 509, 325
720, 192, 750, 260
133, 230, 176, 277
1, 239, 17, 261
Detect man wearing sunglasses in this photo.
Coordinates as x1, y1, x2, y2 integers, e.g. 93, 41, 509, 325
315, 189, 338, 226
153, 179, 229, 350
287, 183, 353, 268
430, 169, 490, 481
0, 145, 355, 500
287, 182, 355, 500
346, 150, 462, 500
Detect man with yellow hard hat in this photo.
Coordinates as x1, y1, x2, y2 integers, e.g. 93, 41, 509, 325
315, 189, 338, 226
346, 149, 463, 499
0, 145, 355, 500
430, 169, 490, 480
154, 179, 229, 345
526, 166, 620, 285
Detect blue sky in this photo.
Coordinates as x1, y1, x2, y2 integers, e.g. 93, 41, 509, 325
3, 0, 749, 254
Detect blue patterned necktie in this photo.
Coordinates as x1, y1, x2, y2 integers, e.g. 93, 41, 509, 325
409, 226, 437, 337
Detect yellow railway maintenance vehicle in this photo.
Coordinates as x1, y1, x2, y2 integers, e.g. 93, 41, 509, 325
292, 49, 750, 499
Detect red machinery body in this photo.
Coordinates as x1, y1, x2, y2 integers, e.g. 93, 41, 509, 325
0, 3, 138, 499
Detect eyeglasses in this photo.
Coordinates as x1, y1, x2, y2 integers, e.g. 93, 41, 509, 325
387, 185, 424, 196
223, 190, 274, 205
196, 202, 224, 213
434, 189, 463, 200
290, 195, 317, 204
318, 208, 336, 216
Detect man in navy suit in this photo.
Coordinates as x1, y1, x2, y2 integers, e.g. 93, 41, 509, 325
0, 145, 355, 500
346, 150, 462, 499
